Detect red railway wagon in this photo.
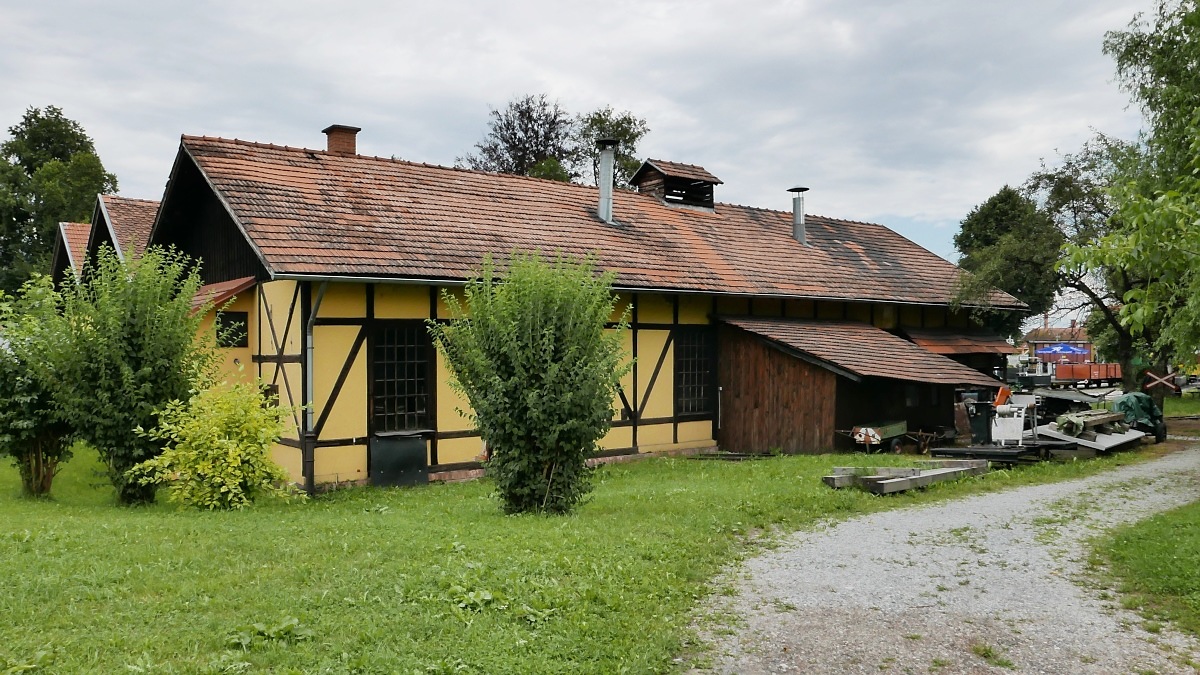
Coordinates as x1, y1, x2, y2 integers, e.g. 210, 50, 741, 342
1052, 362, 1122, 387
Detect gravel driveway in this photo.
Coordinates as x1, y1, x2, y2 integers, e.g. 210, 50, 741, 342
692, 446, 1200, 674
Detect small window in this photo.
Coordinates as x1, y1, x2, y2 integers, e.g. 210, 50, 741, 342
373, 323, 431, 432
218, 311, 249, 348
675, 327, 715, 416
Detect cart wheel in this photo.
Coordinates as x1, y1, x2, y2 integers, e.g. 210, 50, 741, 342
887, 438, 902, 454
1155, 420, 1167, 444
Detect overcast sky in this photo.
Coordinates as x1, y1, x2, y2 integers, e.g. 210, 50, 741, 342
2, 0, 1147, 261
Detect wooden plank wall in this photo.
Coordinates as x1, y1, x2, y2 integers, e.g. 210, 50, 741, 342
717, 325, 837, 453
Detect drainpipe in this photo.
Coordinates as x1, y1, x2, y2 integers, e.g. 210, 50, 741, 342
597, 138, 619, 223
788, 186, 810, 245
303, 281, 328, 494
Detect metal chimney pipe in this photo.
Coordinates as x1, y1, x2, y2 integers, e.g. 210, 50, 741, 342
788, 186, 810, 245
597, 138, 619, 223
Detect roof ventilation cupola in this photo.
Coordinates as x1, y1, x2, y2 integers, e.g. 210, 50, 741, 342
630, 159, 723, 209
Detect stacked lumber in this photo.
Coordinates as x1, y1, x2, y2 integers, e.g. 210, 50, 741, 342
822, 459, 989, 494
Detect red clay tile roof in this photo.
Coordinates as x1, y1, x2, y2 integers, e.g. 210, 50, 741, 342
178, 136, 1023, 309
635, 159, 723, 184
100, 195, 159, 258
905, 329, 1015, 355
723, 317, 1002, 387
192, 276, 256, 313
1024, 326, 1088, 343
60, 222, 90, 276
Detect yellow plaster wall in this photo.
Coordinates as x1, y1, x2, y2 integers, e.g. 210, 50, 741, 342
268, 362, 304, 437
312, 325, 367, 441
271, 444, 303, 484
437, 351, 475, 432
376, 284, 430, 319
598, 425, 633, 450
637, 330, 674, 419
638, 422, 674, 447
677, 420, 713, 444
678, 295, 710, 324
313, 445, 366, 484
438, 437, 485, 465
640, 438, 716, 453
436, 286, 466, 319
613, 329, 635, 421
218, 292, 255, 383
259, 280, 302, 355
637, 293, 673, 323
316, 283, 365, 318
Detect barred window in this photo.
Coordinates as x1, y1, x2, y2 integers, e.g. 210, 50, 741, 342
372, 323, 431, 432
675, 327, 714, 416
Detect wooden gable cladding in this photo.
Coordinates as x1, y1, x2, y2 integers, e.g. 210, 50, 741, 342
717, 323, 837, 453
151, 149, 268, 285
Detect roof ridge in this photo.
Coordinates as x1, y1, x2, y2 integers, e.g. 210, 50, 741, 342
103, 195, 161, 204
714, 201, 886, 228
182, 134, 615, 192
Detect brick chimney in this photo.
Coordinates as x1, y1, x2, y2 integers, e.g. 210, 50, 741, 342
322, 125, 361, 155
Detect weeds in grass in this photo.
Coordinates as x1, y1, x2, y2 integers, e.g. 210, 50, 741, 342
970, 642, 1014, 668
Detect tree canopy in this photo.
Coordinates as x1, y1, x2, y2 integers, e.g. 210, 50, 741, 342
0, 106, 117, 293
952, 185, 1062, 338
458, 94, 649, 187
1065, 0, 1200, 377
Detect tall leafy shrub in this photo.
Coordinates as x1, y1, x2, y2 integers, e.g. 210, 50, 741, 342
51, 247, 219, 504
430, 254, 631, 514
0, 278, 71, 496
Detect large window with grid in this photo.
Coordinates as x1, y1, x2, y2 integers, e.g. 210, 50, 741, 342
675, 327, 715, 416
372, 323, 431, 433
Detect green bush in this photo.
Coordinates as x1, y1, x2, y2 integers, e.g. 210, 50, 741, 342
430, 254, 631, 514
0, 278, 72, 497
50, 246, 220, 504
127, 380, 300, 510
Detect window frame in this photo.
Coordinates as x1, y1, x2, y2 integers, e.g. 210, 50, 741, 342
370, 320, 433, 434
673, 326, 716, 419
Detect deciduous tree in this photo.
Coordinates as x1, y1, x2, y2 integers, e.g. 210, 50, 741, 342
0, 106, 117, 293
952, 186, 1062, 338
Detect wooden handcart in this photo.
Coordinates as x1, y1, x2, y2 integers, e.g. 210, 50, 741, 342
836, 420, 940, 454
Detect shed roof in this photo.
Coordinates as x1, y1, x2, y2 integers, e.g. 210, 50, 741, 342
172, 135, 1023, 309
723, 317, 1002, 387
192, 276, 257, 312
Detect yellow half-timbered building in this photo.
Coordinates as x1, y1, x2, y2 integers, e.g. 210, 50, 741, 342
134, 125, 1020, 491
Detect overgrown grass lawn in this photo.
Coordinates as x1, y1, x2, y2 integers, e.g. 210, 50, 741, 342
0, 444, 1175, 673
1097, 499, 1200, 638
1164, 394, 1200, 418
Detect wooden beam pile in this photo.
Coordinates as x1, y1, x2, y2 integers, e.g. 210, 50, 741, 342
822, 459, 989, 494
